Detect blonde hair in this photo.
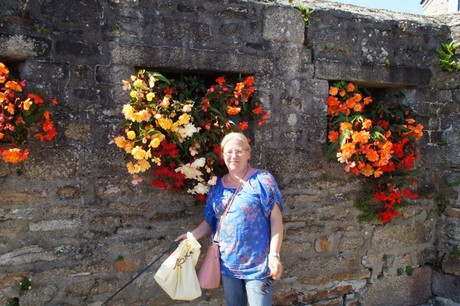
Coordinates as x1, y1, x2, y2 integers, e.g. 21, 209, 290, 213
221, 132, 251, 153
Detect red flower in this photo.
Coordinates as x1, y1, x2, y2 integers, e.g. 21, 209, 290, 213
151, 180, 168, 190
215, 76, 225, 86
238, 121, 249, 131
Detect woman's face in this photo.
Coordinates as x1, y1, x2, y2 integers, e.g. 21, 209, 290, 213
222, 138, 250, 173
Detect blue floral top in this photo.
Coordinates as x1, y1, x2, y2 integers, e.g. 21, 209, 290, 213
203, 169, 283, 279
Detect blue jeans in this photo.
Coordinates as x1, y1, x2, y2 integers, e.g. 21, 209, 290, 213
221, 275, 272, 306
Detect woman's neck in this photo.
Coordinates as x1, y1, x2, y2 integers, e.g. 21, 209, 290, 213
225, 166, 251, 187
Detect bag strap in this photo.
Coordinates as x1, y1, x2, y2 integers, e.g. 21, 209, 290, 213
213, 167, 253, 242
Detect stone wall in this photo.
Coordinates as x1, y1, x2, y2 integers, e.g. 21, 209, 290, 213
0, 0, 459, 305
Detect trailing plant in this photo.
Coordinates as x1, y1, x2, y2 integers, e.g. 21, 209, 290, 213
0, 62, 58, 167
113, 70, 268, 202
326, 81, 423, 223
437, 40, 460, 72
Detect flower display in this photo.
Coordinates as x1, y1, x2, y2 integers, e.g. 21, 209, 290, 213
113, 69, 268, 201
0, 62, 57, 166
326, 81, 423, 223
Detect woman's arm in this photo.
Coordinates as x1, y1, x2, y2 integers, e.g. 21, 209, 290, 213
175, 219, 212, 241
268, 202, 284, 280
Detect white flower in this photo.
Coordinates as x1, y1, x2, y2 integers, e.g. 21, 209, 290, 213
208, 176, 217, 186
192, 157, 206, 168
189, 182, 209, 195
175, 123, 200, 139
175, 164, 203, 181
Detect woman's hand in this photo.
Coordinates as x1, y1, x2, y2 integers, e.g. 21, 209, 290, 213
175, 233, 187, 242
175, 220, 212, 242
268, 256, 283, 280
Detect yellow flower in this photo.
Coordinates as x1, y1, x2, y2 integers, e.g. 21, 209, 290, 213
152, 156, 161, 166
149, 132, 165, 148
160, 95, 171, 108
131, 146, 148, 160
122, 80, 131, 90
132, 109, 151, 122
182, 103, 193, 112
127, 161, 138, 174
150, 138, 161, 148
138, 159, 151, 172
133, 79, 144, 88
149, 76, 158, 88
122, 104, 135, 120
146, 92, 155, 101
157, 117, 173, 130
124, 141, 134, 154
127, 131, 136, 140
23, 98, 33, 111
130, 91, 138, 98
178, 113, 190, 125
114, 136, 127, 148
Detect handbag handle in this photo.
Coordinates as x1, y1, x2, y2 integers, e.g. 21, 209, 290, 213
213, 168, 252, 242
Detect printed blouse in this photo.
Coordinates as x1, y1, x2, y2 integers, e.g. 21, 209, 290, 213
203, 169, 283, 279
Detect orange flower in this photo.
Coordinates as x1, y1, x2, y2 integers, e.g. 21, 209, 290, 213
6, 103, 15, 115
363, 96, 373, 105
243, 76, 254, 87
227, 106, 241, 115
339, 143, 356, 160
362, 119, 372, 130
252, 106, 264, 115
23, 98, 33, 111
0, 92, 5, 102
328, 130, 339, 143
235, 82, 244, 91
28, 93, 44, 105
353, 103, 363, 113
353, 93, 362, 102
346, 97, 356, 109
347, 83, 355, 92
352, 130, 370, 144
328, 86, 339, 96
358, 162, 374, 177
5, 80, 22, 92
2, 148, 29, 163
373, 168, 383, 178
365, 148, 379, 162
0, 132, 4, 139
340, 122, 352, 132
0, 62, 9, 83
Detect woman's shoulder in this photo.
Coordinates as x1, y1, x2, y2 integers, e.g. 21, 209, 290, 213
251, 169, 278, 184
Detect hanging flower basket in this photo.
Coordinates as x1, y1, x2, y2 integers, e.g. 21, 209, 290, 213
326, 81, 424, 223
113, 69, 268, 202
0, 62, 58, 168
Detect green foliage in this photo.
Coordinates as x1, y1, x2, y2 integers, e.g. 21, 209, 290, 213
405, 265, 414, 276
434, 192, 450, 213
34, 23, 53, 34
451, 246, 460, 258
7, 298, 19, 306
294, 4, 314, 27
437, 41, 460, 72
354, 192, 379, 222
19, 276, 32, 296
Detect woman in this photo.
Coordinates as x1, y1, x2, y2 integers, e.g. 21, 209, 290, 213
177, 132, 284, 306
